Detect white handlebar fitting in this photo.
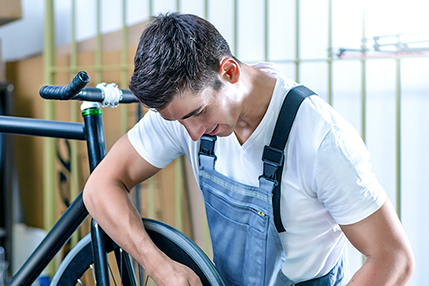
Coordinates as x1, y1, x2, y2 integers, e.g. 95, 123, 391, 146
96, 82, 123, 108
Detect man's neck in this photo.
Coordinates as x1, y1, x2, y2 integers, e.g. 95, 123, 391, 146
234, 64, 277, 145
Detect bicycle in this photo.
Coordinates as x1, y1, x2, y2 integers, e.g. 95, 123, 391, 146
2, 71, 225, 286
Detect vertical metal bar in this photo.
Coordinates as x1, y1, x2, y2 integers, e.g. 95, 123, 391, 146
148, 178, 155, 218
361, 67, 367, 140
202, 0, 211, 255
174, 0, 184, 235
70, 0, 80, 247
147, 0, 155, 223
121, 0, 128, 135
327, 0, 333, 105
175, 156, 183, 231
360, 1, 367, 265
96, 0, 102, 84
295, 0, 300, 82
42, 0, 54, 78
70, 1, 77, 73
204, 216, 211, 258
395, 56, 402, 220
360, 1, 367, 142
43, 0, 56, 276
264, 0, 269, 62
361, 70, 367, 143
70, 1, 77, 74
204, 0, 209, 19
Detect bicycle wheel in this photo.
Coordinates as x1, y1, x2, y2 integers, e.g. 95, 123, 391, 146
50, 218, 225, 286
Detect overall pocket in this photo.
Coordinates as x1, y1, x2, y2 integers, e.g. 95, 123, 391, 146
203, 184, 269, 286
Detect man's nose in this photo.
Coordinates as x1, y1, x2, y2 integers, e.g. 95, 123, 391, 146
180, 119, 206, 141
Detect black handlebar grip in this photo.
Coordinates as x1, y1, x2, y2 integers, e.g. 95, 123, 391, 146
39, 71, 90, 100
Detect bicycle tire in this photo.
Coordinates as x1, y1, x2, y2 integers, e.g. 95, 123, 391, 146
50, 218, 225, 286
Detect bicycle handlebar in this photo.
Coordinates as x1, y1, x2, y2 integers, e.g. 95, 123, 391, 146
39, 71, 139, 104
39, 71, 90, 100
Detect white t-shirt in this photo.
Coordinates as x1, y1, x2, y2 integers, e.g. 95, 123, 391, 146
128, 62, 386, 282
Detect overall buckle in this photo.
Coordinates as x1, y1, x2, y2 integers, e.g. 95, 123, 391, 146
199, 135, 217, 169
261, 145, 284, 181
199, 135, 217, 157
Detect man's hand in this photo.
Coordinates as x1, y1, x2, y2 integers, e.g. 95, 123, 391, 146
147, 253, 203, 286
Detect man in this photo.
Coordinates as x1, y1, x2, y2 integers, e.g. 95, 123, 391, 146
83, 13, 414, 285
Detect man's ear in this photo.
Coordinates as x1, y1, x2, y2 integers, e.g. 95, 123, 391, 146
219, 58, 240, 84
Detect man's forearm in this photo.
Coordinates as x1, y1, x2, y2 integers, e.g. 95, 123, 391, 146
83, 179, 153, 265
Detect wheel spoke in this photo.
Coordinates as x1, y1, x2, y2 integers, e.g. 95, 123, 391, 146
108, 263, 118, 286
90, 264, 96, 284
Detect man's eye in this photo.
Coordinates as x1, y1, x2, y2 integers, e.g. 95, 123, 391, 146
194, 108, 205, 117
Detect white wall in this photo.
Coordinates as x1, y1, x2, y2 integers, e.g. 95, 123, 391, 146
0, 0, 428, 284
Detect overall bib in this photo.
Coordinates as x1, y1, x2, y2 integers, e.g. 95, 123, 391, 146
198, 86, 346, 285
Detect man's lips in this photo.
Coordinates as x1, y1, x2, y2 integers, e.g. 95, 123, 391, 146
206, 124, 219, 135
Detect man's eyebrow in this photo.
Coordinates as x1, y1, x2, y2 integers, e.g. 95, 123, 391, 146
180, 105, 204, 120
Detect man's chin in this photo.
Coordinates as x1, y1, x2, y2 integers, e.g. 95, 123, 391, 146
217, 129, 235, 138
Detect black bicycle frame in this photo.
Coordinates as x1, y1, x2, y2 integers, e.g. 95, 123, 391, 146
3, 107, 112, 286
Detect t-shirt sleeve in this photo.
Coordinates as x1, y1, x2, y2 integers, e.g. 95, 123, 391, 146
312, 123, 387, 225
127, 110, 185, 169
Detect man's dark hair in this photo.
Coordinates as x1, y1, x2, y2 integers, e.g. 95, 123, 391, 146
129, 12, 235, 109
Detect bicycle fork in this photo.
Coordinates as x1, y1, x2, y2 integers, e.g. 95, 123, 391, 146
82, 102, 137, 286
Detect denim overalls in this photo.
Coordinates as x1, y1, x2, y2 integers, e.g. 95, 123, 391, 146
197, 86, 346, 285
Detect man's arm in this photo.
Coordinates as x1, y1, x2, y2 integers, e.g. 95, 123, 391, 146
82, 134, 202, 286
340, 198, 414, 285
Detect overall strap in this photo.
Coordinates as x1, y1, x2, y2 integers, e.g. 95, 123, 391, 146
199, 134, 217, 170
261, 85, 316, 233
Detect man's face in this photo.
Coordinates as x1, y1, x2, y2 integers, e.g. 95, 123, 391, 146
157, 85, 241, 141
